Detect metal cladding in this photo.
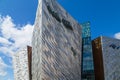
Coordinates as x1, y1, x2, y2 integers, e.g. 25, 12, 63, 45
32, 0, 82, 80
92, 36, 120, 80
13, 46, 32, 80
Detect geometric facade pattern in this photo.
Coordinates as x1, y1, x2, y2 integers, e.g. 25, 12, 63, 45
81, 22, 95, 80
32, 0, 82, 80
13, 46, 32, 80
92, 36, 120, 80
13, 1, 120, 80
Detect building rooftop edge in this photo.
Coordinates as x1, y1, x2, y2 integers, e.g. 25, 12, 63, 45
92, 36, 120, 41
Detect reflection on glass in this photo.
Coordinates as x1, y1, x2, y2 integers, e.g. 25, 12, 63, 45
81, 22, 95, 80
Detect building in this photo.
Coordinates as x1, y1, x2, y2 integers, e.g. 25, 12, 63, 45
81, 22, 95, 80
13, 46, 32, 80
92, 36, 120, 80
32, 0, 82, 79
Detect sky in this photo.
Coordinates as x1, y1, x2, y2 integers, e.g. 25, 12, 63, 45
0, 0, 120, 80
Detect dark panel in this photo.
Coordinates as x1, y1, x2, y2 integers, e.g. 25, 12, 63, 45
71, 47, 77, 56
27, 46, 32, 80
62, 19, 73, 30
46, 4, 61, 22
92, 37, 104, 80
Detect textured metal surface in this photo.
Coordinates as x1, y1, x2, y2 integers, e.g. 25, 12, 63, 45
13, 46, 31, 80
32, 0, 82, 80
92, 36, 120, 80
102, 37, 120, 80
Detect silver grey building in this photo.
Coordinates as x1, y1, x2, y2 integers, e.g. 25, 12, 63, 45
92, 36, 120, 80
32, 0, 82, 80
13, 46, 32, 80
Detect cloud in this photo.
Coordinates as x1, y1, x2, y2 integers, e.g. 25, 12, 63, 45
114, 32, 120, 39
0, 15, 33, 57
0, 57, 9, 76
0, 37, 11, 45
0, 15, 33, 78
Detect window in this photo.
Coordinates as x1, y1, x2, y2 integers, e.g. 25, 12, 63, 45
62, 19, 73, 31
51, 11, 61, 22
109, 44, 116, 49
47, 5, 61, 22
109, 44, 120, 50
71, 47, 77, 56
117, 46, 120, 49
47, 5, 53, 14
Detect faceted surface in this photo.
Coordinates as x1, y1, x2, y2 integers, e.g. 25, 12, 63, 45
32, 0, 82, 80
102, 37, 120, 80
92, 36, 120, 80
13, 46, 31, 80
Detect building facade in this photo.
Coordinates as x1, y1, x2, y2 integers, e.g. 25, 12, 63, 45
32, 0, 82, 80
81, 22, 95, 80
92, 36, 120, 80
13, 46, 32, 80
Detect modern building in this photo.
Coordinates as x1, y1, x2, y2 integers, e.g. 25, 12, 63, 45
92, 36, 120, 80
32, 0, 82, 79
13, 46, 32, 80
81, 22, 95, 80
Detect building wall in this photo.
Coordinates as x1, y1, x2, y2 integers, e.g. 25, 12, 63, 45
13, 46, 31, 80
32, 0, 82, 80
81, 22, 95, 80
27, 46, 32, 80
92, 37, 104, 80
92, 36, 120, 80
102, 36, 120, 80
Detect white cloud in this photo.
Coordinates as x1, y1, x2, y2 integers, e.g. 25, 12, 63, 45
0, 57, 9, 76
114, 32, 120, 39
0, 15, 33, 57
0, 47, 14, 57
0, 37, 11, 45
0, 15, 33, 78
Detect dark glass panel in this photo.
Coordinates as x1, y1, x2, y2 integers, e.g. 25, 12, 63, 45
47, 4, 61, 22
71, 47, 77, 56
62, 19, 73, 31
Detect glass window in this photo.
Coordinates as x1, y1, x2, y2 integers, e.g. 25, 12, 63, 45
71, 47, 77, 56
62, 19, 73, 31
47, 4, 61, 22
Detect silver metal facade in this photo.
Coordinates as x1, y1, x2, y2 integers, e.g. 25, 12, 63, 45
32, 0, 82, 80
13, 47, 29, 80
101, 36, 120, 80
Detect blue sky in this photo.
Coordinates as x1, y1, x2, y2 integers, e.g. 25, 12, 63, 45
0, 0, 120, 80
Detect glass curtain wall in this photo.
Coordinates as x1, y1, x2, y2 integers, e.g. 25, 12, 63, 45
81, 22, 95, 80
